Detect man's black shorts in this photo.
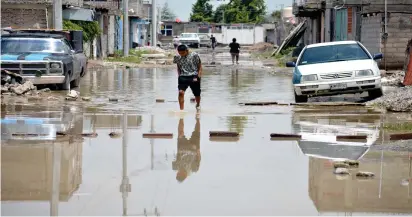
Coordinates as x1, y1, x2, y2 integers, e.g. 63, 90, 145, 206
178, 75, 201, 96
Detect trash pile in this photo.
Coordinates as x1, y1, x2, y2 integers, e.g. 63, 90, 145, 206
249, 42, 274, 52
1, 70, 36, 95
381, 71, 405, 86
367, 86, 412, 112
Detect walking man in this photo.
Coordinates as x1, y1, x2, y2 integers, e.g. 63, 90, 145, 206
173, 45, 202, 111
229, 38, 240, 65
210, 34, 217, 51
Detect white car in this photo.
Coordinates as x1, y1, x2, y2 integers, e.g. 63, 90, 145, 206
179, 33, 201, 48
286, 41, 384, 103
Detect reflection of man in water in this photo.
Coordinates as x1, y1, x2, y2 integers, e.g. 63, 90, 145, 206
172, 117, 201, 183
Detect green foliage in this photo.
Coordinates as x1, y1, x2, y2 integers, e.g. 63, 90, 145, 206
107, 49, 154, 63
271, 10, 281, 19
161, 2, 177, 21
210, 0, 266, 23
190, 0, 214, 22
63, 20, 101, 42
383, 122, 412, 131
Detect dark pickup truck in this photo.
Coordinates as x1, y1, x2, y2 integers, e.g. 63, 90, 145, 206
0, 29, 87, 90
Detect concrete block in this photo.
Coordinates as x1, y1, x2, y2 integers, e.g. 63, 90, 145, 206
270, 133, 302, 139
389, 133, 412, 141
209, 131, 239, 137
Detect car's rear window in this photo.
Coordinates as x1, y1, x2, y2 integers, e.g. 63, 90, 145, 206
298, 43, 371, 66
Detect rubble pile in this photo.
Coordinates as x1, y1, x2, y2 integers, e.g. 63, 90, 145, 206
381, 71, 405, 86
367, 86, 412, 112
134, 46, 166, 54
249, 42, 274, 52
1, 70, 36, 95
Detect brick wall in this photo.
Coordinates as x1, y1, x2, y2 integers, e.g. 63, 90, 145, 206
382, 13, 412, 69
362, 0, 412, 13
1, 7, 48, 28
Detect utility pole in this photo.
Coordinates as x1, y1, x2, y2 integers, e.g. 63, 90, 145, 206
123, 0, 129, 56
53, 0, 63, 30
151, 0, 157, 47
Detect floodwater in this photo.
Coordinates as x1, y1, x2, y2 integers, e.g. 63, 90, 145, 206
1, 68, 412, 216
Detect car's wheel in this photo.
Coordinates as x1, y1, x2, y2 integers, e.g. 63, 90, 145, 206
294, 91, 308, 103
196, 43, 200, 48
59, 72, 71, 90
368, 88, 383, 100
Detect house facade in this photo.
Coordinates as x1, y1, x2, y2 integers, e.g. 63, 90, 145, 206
293, 0, 412, 69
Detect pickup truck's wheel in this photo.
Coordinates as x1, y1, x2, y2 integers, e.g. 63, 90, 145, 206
71, 68, 83, 88
59, 72, 71, 90
368, 88, 383, 100
294, 91, 308, 103
195, 43, 200, 48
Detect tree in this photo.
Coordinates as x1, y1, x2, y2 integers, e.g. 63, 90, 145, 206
213, 4, 227, 23
161, 2, 176, 21
190, 0, 214, 22
271, 10, 281, 20
220, 0, 266, 23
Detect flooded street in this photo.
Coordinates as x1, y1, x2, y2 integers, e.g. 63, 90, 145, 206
2, 67, 412, 216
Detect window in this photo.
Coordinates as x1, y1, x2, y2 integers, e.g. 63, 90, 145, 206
161, 25, 173, 36
1, 38, 70, 54
298, 43, 371, 66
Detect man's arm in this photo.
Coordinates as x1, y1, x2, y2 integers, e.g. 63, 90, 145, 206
195, 54, 202, 78
174, 55, 181, 76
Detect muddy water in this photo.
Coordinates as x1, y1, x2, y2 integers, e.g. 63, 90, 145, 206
1, 68, 412, 215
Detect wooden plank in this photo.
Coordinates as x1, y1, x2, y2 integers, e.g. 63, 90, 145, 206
336, 135, 367, 140
270, 133, 302, 139
142, 133, 173, 139
209, 131, 239, 137
389, 133, 412, 141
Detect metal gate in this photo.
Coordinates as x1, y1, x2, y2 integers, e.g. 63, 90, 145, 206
334, 8, 348, 41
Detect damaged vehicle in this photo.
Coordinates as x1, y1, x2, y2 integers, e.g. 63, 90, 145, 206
287, 41, 384, 103
0, 29, 87, 90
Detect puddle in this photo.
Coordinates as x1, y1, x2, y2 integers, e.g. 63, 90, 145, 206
1, 67, 411, 215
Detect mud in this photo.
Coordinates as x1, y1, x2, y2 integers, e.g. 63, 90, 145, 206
1, 62, 412, 215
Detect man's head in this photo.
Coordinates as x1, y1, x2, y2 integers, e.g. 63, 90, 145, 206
232, 38, 236, 42
177, 44, 189, 56
211, 34, 214, 37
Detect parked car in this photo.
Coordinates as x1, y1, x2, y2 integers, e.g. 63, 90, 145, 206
0, 29, 87, 90
179, 33, 201, 48
286, 41, 384, 103
198, 33, 212, 48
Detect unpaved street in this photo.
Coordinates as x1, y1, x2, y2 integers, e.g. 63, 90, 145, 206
1, 53, 412, 215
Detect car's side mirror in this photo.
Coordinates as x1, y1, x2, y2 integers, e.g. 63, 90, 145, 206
373, 53, 383, 60
286, 61, 296, 67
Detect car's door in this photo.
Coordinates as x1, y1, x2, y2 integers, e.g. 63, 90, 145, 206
62, 39, 81, 78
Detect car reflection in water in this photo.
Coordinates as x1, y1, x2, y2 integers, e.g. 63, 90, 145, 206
292, 110, 412, 214
292, 110, 381, 161
173, 117, 201, 183
1, 104, 84, 216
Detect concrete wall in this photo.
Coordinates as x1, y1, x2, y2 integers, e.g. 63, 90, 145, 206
108, 15, 115, 55
0, 4, 52, 28
383, 13, 412, 69
360, 14, 382, 55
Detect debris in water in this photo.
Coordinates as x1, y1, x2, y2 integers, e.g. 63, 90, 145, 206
82, 96, 91, 101
109, 132, 122, 138
343, 160, 360, 167
356, 171, 375, 178
333, 162, 349, 169
334, 168, 350, 175
210, 131, 239, 137
81, 132, 98, 138
109, 97, 118, 102
156, 98, 165, 103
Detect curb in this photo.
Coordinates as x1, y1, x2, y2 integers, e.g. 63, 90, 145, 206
389, 133, 412, 141
209, 131, 239, 137
143, 133, 173, 138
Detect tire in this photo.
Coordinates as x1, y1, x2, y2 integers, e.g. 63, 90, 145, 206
368, 88, 383, 100
294, 91, 308, 103
59, 72, 71, 90
196, 43, 200, 48
71, 68, 83, 88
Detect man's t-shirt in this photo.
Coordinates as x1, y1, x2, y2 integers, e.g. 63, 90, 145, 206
211, 36, 216, 43
229, 42, 240, 53
173, 52, 201, 76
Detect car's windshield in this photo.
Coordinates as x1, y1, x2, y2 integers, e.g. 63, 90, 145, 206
180, 33, 196, 38
298, 43, 371, 66
1, 38, 68, 54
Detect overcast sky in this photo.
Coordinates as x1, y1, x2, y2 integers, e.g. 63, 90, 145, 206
157, 0, 293, 21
